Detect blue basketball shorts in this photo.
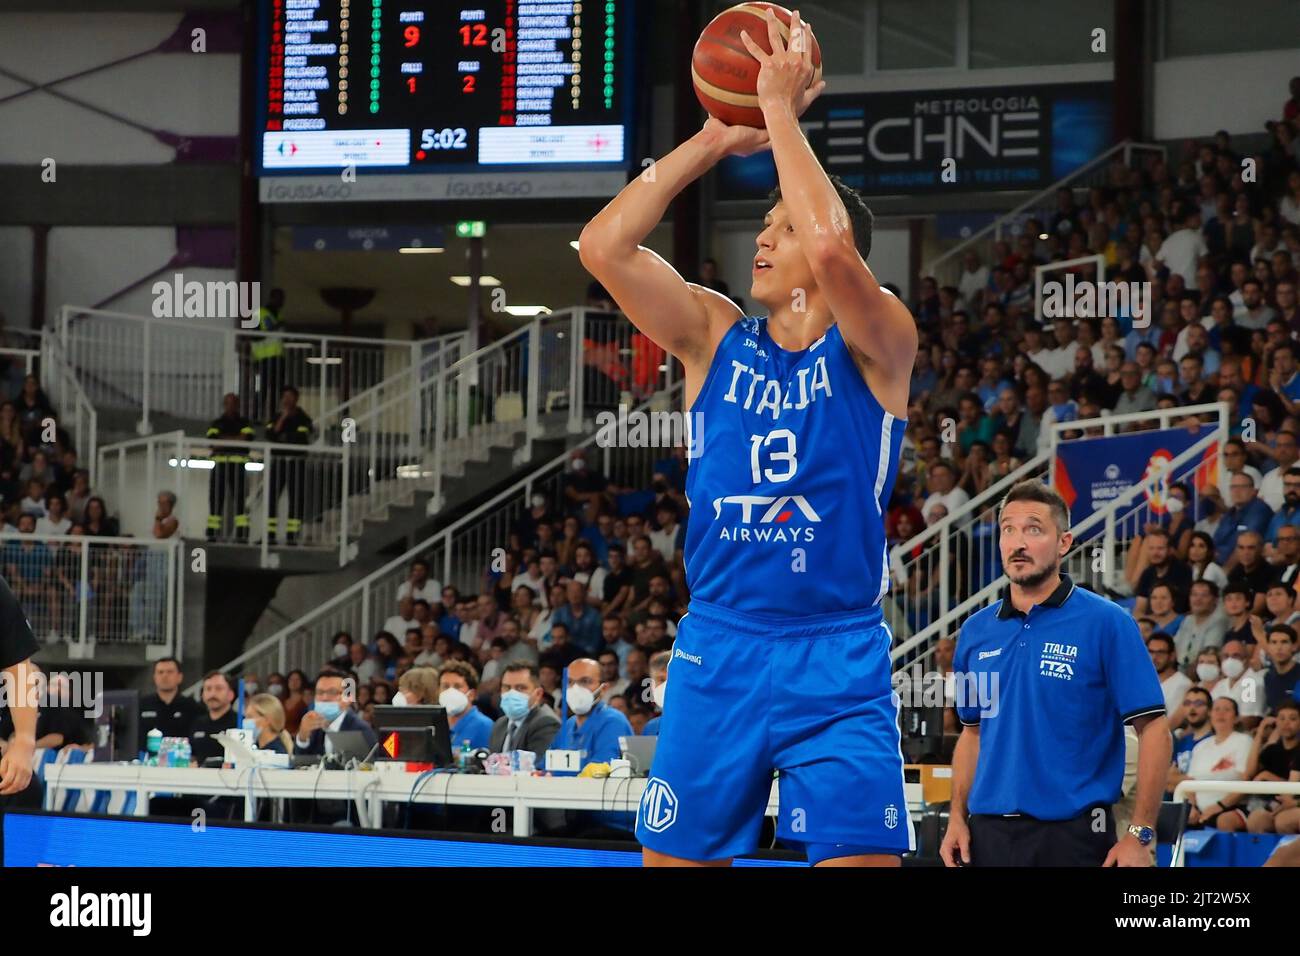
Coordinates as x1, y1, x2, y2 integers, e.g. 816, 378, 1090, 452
635, 599, 915, 863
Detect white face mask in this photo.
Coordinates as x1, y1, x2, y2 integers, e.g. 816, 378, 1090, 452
1165, 496, 1185, 515
244, 682, 259, 694
566, 684, 596, 716
392, 691, 409, 707
1221, 657, 1245, 679
333, 642, 349, 659
651, 680, 666, 710
1196, 663, 1220, 682
268, 683, 284, 697
439, 687, 470, 716
531, 495, 546, 509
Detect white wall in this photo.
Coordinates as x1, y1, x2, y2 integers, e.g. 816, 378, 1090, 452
48, 227, 236, 320
1153, 50, 1297, 140
0, 14, 239, 165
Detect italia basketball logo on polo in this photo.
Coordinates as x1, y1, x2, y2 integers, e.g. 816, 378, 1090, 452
640, 777, 679, 833
1039, 642, 1079, 680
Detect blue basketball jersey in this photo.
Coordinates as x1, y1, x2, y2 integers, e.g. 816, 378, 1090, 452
683, 315, 905, 617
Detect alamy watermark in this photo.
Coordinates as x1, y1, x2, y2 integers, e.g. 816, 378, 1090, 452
1042, 273, 1152, 328
151, 273, 261, 327
594, 403, 704, 455
0, 669, 105, 719
892, 665, 1000, 719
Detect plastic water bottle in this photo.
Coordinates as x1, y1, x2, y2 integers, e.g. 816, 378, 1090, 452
459, 739, 472, 771
179, 737, 193, 768
145, 729, 162, 767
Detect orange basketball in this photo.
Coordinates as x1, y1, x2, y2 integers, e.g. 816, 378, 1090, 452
691, 2, 823, 129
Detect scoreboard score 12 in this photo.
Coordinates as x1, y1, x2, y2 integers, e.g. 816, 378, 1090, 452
256, 0, 635, 180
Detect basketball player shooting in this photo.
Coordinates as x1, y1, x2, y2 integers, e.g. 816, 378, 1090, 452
579, 6, 918, 867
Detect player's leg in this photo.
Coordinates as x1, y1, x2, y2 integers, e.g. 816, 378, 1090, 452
635, 609, 775, 865
770, 617, 914, 866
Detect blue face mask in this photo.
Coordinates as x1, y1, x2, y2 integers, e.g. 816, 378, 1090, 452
242, 718, 260, 735
500, 690, 531, 721
314, 700, 341, 720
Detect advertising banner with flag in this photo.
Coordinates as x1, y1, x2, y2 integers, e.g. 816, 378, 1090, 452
1053, 425, 1218, 537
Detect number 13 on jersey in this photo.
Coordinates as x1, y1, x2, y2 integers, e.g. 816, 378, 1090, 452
750, 429, 798, 483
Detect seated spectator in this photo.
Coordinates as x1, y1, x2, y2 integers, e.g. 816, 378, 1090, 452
382, 597, 419, 645
35, 493, 70, 536
18, 450, 55, 488
539, 661, 562, 710
1185, 697, 1252, 831
1216, 479, 1274, 568
349, 640, 381, 684
1267, 475, 1300, 547
1186, 531, 1228, 589
1264, 585, 1300, 630
64, 470, 90, 524
1264, 625, 1300, 712
18, 478, 45, 518
394, 665, 438, 706
438, 660, 493, 749
397, 557, 441, 604
540, 621, 580, 669
413, 627, 443, 667
14, 374, 54, 447
372, 632, 401, 683
1243, 703, 1300, 834
597, 648, 629, 704
1130, 527, 1192, 616
190, 671, 238, 765
1226, 533, 1275, 610
245, 692, 294, 754
1174, 580, 1228, 669
329, 631, 353, 664
1221, 583, 1266, 650
549, 580, 603, 657
921, 459, 968, 517
293, 667, 378, 756
1212, 639, 1266, 731
491, 662, 561, 761
282, 669, 311, 735
641, 649, 670, 736
1168, 686, 1214, 797
1148, 632, 1191, 718
1145, 583, 1185, 637
81, 496, 118, 537
1217, 440, 1264, 502
5, 513, 55, 637
548, 657, 633, 769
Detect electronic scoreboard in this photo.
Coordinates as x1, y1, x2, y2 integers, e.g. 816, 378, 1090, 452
255, 0, 638, 201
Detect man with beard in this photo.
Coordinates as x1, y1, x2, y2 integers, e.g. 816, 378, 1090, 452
940, 481, 1171, 867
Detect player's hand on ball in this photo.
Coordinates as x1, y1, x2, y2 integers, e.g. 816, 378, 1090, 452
701, 116, 771, 157
739, 8, 826, 118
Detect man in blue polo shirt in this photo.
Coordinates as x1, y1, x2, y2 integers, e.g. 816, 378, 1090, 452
941, 480, 1171, 867
549, 657, 633, 767
437, 661, 494, 750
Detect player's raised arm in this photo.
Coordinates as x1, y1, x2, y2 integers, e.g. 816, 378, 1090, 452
578, 122, 764, 368
740, 9, 916, 413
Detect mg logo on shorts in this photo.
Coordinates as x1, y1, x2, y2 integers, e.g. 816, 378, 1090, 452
640, 777, 678, 833
884, 804, 899, 830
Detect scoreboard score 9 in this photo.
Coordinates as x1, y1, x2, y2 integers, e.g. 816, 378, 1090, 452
256, 0, 636, 197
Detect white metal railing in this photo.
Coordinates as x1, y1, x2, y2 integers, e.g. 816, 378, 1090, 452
313, 330, 469, 429
925, 141, 1167, 287
1169, 781, 1300, 867
0, 531, 182, 657
202, 383, 684, 686
325, 308, 671, 531
56, 306, 450, 434
39, 335, 99, 483
891, 422, 1224, 673
97, 431, 351, 568
889, 453, 1049, 657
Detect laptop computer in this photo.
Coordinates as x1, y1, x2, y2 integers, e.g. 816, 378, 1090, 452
619, 735, 658, 775
326, 730, 376, 763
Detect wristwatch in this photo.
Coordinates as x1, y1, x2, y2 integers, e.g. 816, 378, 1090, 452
1127, 824, 1155, 846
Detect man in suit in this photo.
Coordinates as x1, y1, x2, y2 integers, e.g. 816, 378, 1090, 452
294, 667, 377, 756
490, 661, 560, 763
